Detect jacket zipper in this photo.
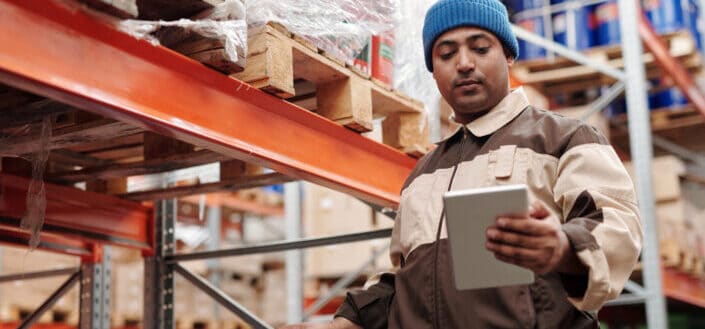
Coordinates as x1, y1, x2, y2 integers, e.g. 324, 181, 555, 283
432, 127, 468, 329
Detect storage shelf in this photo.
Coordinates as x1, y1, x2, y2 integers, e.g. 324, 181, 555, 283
1, 0, 705, 327
663, 267, 705, 309
0, 0, 414, 210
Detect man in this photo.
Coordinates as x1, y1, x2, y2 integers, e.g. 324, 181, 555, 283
283, 0, 642, 328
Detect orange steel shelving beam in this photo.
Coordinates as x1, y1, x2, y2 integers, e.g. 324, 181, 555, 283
662, 267, 705, 309
0, 174, 153, 252
639, 13, 705, 118
0, 0, 415, 212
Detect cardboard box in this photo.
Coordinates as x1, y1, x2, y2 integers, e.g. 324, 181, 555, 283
303, 183, 379, 277
624, 156, 685, 202
260, 269, 287, 326
112, 261, 144, 319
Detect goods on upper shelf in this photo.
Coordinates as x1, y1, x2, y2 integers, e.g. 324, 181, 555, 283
77, 0, 430, 156
505, 0, 705, 155
509, 0, 704, 60
512, 30, 702, 109
624, 156, 705, 277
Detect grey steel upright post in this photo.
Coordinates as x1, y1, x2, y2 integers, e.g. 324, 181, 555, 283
617, 0, 668, 327
144, 200, 177, 329
79, 246, 112, 329
207, 204, 222, 320
285, 182, 304, 323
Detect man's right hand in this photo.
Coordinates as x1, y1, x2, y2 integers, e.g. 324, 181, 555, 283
278, 317, 362, 329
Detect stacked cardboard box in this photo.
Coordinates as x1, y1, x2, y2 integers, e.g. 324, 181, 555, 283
625, 156, 705, 273
0, 246, 80, 324
259, 269, 287, 326
303, 183, 381, 278
112, 260, 144, 325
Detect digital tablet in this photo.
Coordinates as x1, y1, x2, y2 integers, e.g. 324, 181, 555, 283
443, 184, 535, 290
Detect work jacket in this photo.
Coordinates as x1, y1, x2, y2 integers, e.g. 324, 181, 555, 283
336, 89, 643, 329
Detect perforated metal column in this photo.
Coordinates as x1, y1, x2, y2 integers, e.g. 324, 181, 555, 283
79, 246, 111, 329
618, 0, 668, 327
143, 200, 176, 329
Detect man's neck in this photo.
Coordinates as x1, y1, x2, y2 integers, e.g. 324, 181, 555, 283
454, 109, 491, 125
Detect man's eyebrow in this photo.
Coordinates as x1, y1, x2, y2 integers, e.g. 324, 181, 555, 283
467, 33, 493, 43
435, 33, 494, 49
435, 39, 457, 49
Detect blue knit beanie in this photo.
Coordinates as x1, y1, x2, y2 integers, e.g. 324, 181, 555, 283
423, 0, 519, 72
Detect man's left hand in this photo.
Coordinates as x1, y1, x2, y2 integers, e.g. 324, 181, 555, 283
485, 201, 571, 275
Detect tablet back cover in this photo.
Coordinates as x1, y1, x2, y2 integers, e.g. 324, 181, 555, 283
443, 184, 535, 290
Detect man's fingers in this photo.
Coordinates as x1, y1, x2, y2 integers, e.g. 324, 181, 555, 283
486, 241, 543, 261
529, 201, 550, 219
496, 217, 554, 236
486, 227, 544, 248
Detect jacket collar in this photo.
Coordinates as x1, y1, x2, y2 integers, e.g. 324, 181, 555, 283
447, 87, 530, 138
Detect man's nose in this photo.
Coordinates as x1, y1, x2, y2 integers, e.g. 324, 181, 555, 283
456, 49, 475, 73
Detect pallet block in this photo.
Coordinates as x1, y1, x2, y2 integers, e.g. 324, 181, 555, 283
317, 75, 373, 131
382, 112, 430, 158
233, 26, 295, 99
168, 36, 246, 74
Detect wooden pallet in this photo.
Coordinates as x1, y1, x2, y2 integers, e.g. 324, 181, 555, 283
611, 105, 705, 131
177, 318, 222, 329
660, 239, 705, 277
231, 24, 430, 155
512, 30, 704, 98
112, 315, 141, 329
0, 304, 74, 325
609, 105, 705, 154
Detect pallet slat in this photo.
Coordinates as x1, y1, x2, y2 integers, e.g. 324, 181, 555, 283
512, 30, 703, 96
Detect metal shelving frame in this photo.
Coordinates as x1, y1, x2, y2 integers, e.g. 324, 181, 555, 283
0, 0, 704, 328
513, 0, 705, 327
0, 0, 409, 327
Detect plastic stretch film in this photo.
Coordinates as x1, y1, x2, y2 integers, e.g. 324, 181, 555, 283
393, 0, 441, 141
0, 117, 52, 250
118, 0, 247, 66
247, 0, 398, 64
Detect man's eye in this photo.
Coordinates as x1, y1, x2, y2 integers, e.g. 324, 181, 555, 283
440, 50, 456, 59
475, 47, 489, 54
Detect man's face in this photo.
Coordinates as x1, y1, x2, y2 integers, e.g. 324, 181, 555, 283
431, 26, 514, 124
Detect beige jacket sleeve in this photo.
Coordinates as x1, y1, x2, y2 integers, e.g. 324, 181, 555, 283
553, 142, 643, 311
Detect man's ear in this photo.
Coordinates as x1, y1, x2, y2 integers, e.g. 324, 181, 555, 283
506, 55, 515, 67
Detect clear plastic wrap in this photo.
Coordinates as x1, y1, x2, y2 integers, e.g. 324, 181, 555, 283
0, 117, 52, 250
247, 0, 398, 64
117, 0, 247, 65
393, 0, 441, 141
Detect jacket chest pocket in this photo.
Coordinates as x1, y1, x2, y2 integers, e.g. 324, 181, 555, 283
487, 145, 528, 185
